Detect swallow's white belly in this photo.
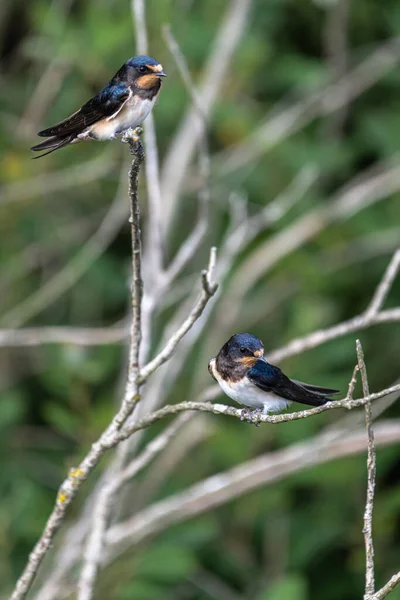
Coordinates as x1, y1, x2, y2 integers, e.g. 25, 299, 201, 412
84, 95, 157, 141
209, 359, 289, 414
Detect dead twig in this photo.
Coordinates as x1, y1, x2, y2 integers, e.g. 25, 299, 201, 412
357, 340, 376, 599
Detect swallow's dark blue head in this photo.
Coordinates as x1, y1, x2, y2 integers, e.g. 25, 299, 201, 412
125, 55, 167, 80
216, 333, 265, 372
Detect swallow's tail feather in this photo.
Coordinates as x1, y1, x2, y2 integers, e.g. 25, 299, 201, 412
30, 134, 76, 158
293, 381, 339, 397
290, 380, 339, 406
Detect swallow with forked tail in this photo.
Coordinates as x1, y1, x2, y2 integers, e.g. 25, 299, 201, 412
31, 55, 166, 157
208, 333, 338, 420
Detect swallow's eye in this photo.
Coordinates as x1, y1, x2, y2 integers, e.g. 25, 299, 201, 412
239, 347, 247, 354
139, 66, 147, 73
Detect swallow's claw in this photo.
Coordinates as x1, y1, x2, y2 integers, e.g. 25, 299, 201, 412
240, 408, 250, 422
121, 127, 144, 155
240, 407, 263, 426
250, 408, 263, 426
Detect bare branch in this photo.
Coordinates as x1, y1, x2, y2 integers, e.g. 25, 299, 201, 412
1, 306, 397, 351
357, 340, 376, 598
10, 141, 145, 600
162, 24, 207, 121
346, 365, 359, 401
76, 450, 126, 600
127, 138, 145, 387
364, 249, 400, 318
0, 324, 128, 347
29, 380, 400, 600
268, 309, 400, 364
131, 0, 147, 56
132, 0, 163, 277
33, 414, 211, 600
139, 247, 218, 383
77, 415, 189, 600
161, 0, 252, 230
115, 384, 400, 443
9, 237, 218, 599
372, 572, 400, 600
162, 26, 211, 284
163, 212, 208, 284
268, 246, 400, 363
106, 418, 400, 555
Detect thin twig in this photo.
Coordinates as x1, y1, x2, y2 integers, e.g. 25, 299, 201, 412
162, 24, 207, 121
364, 249, 400, 318
266, 245, 400, 364
346, 365, 359, 401
267, 309, 400, 364
161, 0, 252, 231
139, 247, 218, 383
118, 413, 194, 485
0, 324, 128, 347
0, 307, 398, 352
115, 384, 400, 442
132, 0, 164, 278
372, 572, 400, 600
76, 450, 127, 600
357, 340, 376, 599
127, 138, 145, 383
162, 24, 211, 284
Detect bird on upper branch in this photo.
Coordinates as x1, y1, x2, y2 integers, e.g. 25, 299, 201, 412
31, 55, 166, 158
208, 333, 338, 420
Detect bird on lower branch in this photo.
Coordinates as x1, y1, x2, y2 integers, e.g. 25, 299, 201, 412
208, 333, 338, 421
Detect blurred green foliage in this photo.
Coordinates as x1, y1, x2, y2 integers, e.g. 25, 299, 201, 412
0, 0, 400, 598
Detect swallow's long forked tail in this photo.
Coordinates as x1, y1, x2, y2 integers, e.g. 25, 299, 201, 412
30, 134, 76, 159
290, 379, 339, 406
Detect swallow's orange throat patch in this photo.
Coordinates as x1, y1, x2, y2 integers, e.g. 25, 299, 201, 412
237, 356, 258, 368
137, 74, 160, 89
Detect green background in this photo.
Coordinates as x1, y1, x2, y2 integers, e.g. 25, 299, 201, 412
0, 0, 399, 598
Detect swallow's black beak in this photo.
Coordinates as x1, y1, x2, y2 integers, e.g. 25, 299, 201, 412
157, 71, 167, 77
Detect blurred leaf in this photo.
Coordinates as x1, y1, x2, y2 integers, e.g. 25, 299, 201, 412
256, 574, 307, 600
135, 543, 197, 583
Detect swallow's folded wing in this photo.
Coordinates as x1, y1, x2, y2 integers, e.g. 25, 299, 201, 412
247, 360, 280, 393
38, 82, 130, 137
248, 360, 337, 407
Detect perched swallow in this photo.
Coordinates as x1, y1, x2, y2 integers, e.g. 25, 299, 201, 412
30, 55, 166, 157
208, 333, 338, 418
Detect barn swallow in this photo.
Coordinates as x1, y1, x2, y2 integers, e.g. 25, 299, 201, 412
208, 333, 338, 419
30, 55, 166, 157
